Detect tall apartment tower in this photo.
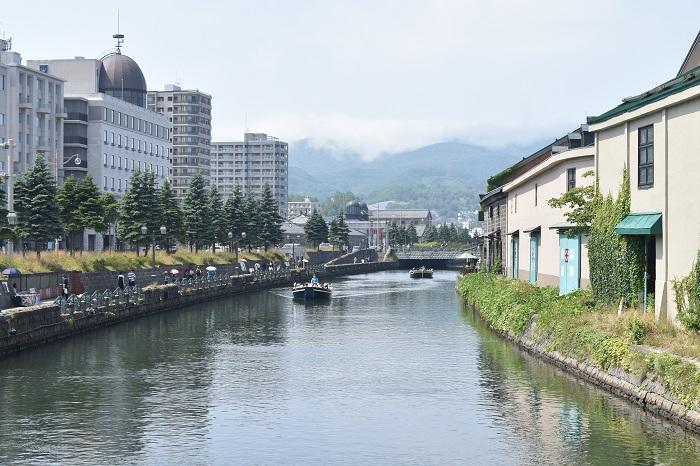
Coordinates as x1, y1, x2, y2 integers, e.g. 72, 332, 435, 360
0, 38, 65, 182
212, 133, 288, 213
148, 85, 212, 200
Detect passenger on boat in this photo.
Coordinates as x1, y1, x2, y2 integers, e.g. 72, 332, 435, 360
311, 274, 319, 286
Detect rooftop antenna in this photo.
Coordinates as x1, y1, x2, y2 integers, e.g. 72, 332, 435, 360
113, 9, 124, 54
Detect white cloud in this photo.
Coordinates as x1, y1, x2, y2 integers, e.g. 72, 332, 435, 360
219, 113, 569, 160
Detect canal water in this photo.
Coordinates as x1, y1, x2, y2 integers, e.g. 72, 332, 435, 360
0, 270, 699, 465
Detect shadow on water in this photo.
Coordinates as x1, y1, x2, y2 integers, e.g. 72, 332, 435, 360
461, 305, 700, 466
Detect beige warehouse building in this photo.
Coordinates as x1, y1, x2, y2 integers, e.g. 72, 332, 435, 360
503, 131, 594, 293
588, 33, 700, 321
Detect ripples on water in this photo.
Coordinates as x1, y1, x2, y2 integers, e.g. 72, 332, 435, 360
0, 270, 699, 465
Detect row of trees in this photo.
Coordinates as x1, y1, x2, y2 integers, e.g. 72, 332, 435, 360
4, 156, 284, 256
304, 209, 351, 249
422, 223, 473, 245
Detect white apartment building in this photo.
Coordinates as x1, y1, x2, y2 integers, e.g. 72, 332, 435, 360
287, 197, 318, 218
212, 133, 288, 212
0, 38, 65, 182
148, 85, 212, 201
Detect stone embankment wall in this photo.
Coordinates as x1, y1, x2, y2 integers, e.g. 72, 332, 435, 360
0, 261, 398, 358
465, 302, 700, 434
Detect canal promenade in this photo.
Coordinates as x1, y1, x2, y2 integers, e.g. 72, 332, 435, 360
0, 261, 398, 357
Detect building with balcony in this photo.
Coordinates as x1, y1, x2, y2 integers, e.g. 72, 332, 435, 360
212, 133, 288, 213
0, 38, 65, 182
148, 85, 211, 201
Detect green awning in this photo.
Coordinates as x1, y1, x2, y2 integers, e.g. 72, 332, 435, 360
615, 213, 662, 236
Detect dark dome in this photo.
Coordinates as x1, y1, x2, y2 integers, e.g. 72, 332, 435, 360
346, 200, 360, 208
99, 52, 147, 107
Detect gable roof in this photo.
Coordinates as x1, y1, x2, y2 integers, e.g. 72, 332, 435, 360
587, 65, 700, 125
679, 30, 700, 76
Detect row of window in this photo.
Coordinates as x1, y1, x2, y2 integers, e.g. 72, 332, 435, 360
150, 94, 211, 106
102, 131, 168, 157
102, 153, 168, 177
103, 108, 169, 141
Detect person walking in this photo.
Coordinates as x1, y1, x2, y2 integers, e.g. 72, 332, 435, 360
117, 271, 125, 290
195, 266, 202, 278
127, 269, 137, 288
61, 274, 70, 299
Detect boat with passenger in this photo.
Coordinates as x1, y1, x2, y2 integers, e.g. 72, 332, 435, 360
293, 273, 333, 301
409, 267, 434, 279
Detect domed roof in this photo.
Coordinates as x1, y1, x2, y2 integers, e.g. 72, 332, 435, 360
99, 52, 147, 107
346, 200, 360, 208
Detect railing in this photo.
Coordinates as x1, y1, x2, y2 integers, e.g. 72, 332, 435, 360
64, 136, 88, 145
65, 112, 88, 122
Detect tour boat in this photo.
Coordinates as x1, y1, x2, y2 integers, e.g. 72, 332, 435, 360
292, 283, 333, 301
409, 267, 434, 279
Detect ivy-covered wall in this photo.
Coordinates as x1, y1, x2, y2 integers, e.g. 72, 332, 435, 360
588, 168, 645, 306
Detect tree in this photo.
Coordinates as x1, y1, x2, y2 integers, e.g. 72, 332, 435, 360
406, 223, 418, 244
57, 175, 81, 253
0, 185, 10, 242
182, 172, 210, 253
118, 170, 160, 255
208, 185, 225, 252
158, 180, 183, 253
423, 225, 438, 242
321, 191, 358, 216
100, 192, 119, 251
75, 176, 106, 243
241, 194, 260, 251
328, 211, 351, 250
547, 170, 596, 236
304, 209, 328, 249
388, 222, 400, 247
223, 185, 245, 240
258, 184, 283, 250
13, 155, 63, 257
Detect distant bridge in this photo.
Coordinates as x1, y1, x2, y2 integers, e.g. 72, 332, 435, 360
394, 248, 478, 269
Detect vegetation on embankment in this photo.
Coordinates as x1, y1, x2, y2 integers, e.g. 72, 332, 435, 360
457, 273, 700, 412
0, 250, 285, 273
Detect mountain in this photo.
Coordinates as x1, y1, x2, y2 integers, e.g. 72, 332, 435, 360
288, 140, 540, 218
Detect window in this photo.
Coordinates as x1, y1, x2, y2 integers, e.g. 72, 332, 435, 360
103, 176, 107, 189
0, 74, 5, 90
111, 178, 115, 190
118, 179, 122, 191
0, 113, 4, 126
104, 130, 108, 143
489, 206, 493, 219
124, 157, 128, 171
110, 109, 114, 123
514, 193, 518, 213
110, 155, 115, 167
103, 153, 108, 165
118, 134, 122, 147
103, 107, 108, 121
118, 156, 122, 169
638, 125, 654, 187
567, 168, 576, 191
534, 183, 538, 206
111, 132, 115, 145
131, 159, 135, 171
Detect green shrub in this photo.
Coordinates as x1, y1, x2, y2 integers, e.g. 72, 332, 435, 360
627, 314, 647, 345
673, 251, 700, 331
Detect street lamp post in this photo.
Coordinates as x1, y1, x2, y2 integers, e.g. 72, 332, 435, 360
1, 139, 16, 257
228, 230, 233, 254
141, 225, 167, 269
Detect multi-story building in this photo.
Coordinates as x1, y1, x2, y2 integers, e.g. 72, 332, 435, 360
28, 43, 171, 196
148, 85, 211, 201
586, 31, 700, 321
0, 38, 65, 182
211, 133, 288, 212
28, 37, 171, 250
287, 197, 318, 218
502, 129, 594, 293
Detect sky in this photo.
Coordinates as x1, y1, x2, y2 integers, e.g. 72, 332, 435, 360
2, 0, 699, 159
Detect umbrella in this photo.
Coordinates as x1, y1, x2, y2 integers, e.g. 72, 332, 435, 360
302, 259, 309, 263
2, 268, 19, 275
205, 266, 217, 272
170, 269, 180, 274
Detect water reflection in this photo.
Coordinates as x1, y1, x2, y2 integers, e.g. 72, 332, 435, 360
0, 271, 697, 465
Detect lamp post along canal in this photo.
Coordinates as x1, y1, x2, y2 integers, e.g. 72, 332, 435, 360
1, 139, 17, 257
141, 225, 167, 269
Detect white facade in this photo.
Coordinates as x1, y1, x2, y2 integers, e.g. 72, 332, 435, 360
287, 197, 318, 218
503, 147, 594, 288
589, 76, 700, 322
212, 133, 288, 212
0, 40, 65, 181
